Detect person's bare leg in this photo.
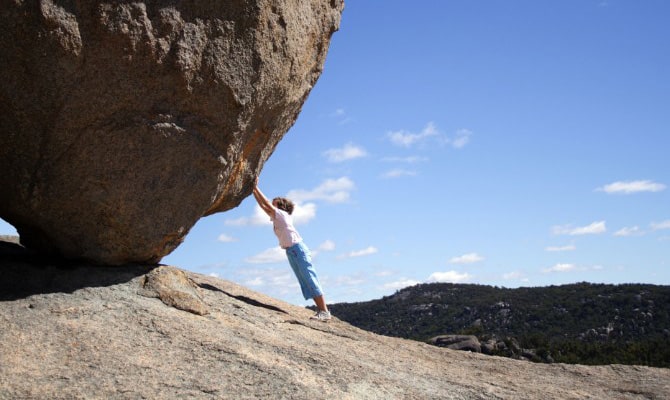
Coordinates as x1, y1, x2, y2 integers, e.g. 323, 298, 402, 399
313, 295, 328, 312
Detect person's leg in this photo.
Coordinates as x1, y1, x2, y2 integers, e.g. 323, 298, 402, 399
286, 243, 331, 320
286, 247, 313, 300
287, 243, 324, 298
313, 294, 328, 312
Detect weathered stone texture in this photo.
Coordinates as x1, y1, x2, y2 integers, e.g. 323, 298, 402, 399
1, 251, 669, 399
0, 0, 343, 264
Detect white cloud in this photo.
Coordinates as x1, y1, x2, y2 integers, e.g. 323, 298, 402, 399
217, 233, 238, 243
239, 268, 298, 295
387, 122, 438, 147
225, 205, 272, 227
245, 276, 264, 286
226, 202, 316, 227
244, 247, 286, 264
381, 156, 429, 163
545, 244, 576, 252
323, 143, 367, 162
614, 226, 644, 237
381, 169, 417, 179
287, 177, 355, 204
312, 239, 336, 257
450, 129, 472, 149
386, 122, 473, 150
339, 246, 378, 259
291, 203, 317, 225
503, 271, 526, 280
226, 178, 352, 227
329, 108, 352, 124
543, 263, 577, 273
428, 270, 473, 283
333, 274, 366, 286
552, 221, 606, 236
597, 180, 666, 194
651, 220, 670, 231
383, 279, 421, 290
316, 240, 336, 252
449, 252, 484, 264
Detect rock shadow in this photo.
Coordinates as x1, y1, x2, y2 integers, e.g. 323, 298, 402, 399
0, 239, 155, 301
198, 282, 288, 314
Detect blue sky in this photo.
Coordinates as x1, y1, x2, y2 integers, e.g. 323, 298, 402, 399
2, 1, 669, 306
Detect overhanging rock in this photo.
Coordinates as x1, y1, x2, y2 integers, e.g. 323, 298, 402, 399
0, 0, 343, 264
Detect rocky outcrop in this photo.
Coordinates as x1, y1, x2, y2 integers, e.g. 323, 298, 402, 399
1, 246, 669, 399
0, 0, 343, 264
429, 335, 482, 353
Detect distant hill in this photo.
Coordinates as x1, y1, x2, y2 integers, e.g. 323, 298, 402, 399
328, 282, 670, 367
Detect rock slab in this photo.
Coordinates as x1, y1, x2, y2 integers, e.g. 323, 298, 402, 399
1, 254, 669, 399
0, 0, 343, 264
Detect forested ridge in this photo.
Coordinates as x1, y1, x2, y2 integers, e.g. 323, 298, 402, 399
328, 282, 670, 367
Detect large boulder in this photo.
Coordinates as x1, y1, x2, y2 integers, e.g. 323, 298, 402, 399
0, 0, 343, 264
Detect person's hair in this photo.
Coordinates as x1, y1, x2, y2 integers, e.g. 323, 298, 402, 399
273, 197, 295, 215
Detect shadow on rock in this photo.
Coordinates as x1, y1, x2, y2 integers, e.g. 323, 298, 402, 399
0, 238, 155, 301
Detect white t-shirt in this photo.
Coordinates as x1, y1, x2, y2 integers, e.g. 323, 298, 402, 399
271, 208, 302, 249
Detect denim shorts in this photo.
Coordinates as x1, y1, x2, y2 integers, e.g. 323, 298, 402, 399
285, 242, 324, 300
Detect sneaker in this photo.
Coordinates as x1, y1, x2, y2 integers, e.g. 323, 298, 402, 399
310, 310, 332, 322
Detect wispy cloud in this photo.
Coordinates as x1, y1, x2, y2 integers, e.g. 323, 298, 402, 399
387, 122, 473, 150
240, 267, 298, 295
502, 271, 528, 281
226, 203, 317, 226
323, 143, 367, 163
244, 247, 286, 264
545, 244, 576, 252
381, 156, 429, 163
597, 180, 666, 194
542, 263, 604, 274
651, 220, 670, 231
332, 274, 366, 286
291, 203, 317, 225
225, 205, 273, 226
614, 226, 644, 237
338, 246, 378, 259
552, 221, 606, 235
217, 233, 238, 243
428, 270, 473, 283
311, 239, 336, 257
381, 168, 417, 179
225, 178, 351, 227
287, 177, 355, 204
543, 263, 577, 273
449, 129, 472, 149
382, 278, 421, 290
449, 252, 484, 264
329, 108, 352, 124
387, 122, 439, 147
316, 240, 336, 252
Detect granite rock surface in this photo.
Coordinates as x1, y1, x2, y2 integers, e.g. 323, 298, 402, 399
1, 244, 668, 399
0, 0, 343, 264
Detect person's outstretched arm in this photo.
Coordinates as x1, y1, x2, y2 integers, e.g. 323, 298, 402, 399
253, 179, 275, 218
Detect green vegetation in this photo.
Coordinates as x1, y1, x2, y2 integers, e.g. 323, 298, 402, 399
327, 282, 670, 368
